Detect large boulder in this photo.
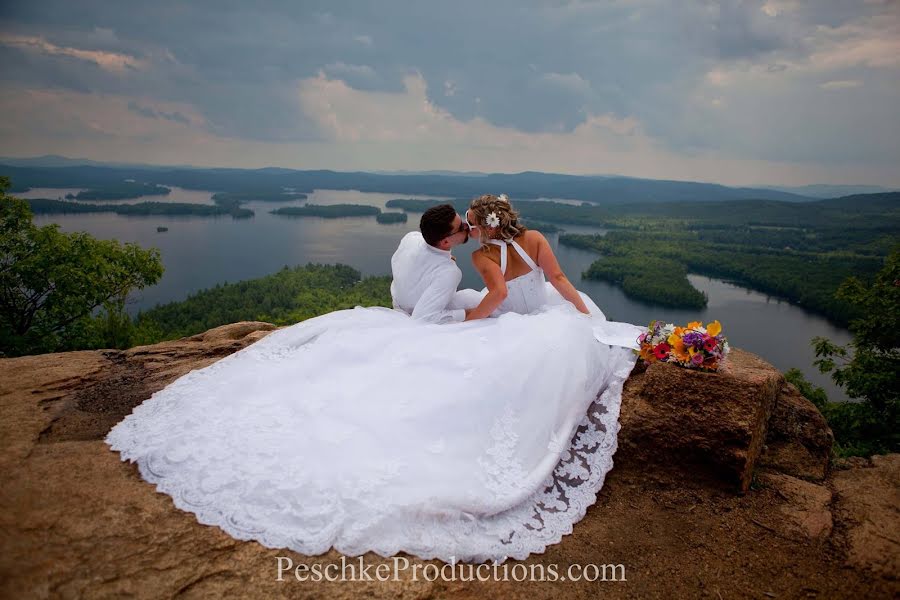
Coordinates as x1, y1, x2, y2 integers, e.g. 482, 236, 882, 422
619, 348, 784, 493
756, 471, 833, 539
831, 454, 900, 579
759, 382, 834, 481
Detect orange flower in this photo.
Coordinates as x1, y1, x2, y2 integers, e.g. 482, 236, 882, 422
687, 321, 703, 330
706, 320, 722, 337
672, 348, 690, 364
668, 333, 687, 358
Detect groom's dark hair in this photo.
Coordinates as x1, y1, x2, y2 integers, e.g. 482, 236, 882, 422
420, 204, 457, 247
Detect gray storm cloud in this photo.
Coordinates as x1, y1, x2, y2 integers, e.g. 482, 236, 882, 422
0, 0, 897, 184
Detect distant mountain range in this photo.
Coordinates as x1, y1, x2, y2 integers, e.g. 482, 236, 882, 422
0, 154, 194, 170
371, 169, 491, 177
1, 155, 896, 203
756, 184, 898, 198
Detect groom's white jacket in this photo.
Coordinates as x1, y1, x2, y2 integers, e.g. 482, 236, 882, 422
390, 231, 467, 324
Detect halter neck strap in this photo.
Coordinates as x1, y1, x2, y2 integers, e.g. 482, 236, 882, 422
487, 238, 539, 275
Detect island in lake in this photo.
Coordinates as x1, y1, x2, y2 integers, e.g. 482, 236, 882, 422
67, 182, 171, 200
271, 204, 381, 218
25, 198, 253, 219
376, 212, 408, 224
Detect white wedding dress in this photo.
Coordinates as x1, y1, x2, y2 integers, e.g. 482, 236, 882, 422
106, 239, 645, 564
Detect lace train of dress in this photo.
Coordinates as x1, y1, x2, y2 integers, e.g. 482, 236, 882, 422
106, 286, 644, 563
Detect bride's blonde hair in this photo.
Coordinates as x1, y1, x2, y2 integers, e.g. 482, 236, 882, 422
469, 194, 527, 249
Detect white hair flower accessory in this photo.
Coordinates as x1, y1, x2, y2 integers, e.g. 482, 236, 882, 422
497, 193, 509, 203
485, 212, 501, 228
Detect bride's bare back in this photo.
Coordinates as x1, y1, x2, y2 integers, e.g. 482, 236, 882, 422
466, 229, 590, 320
476, 230, 544, 281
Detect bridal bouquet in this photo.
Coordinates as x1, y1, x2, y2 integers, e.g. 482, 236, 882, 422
636, 320, 730, 371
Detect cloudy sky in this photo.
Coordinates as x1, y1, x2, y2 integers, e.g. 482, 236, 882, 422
0, 0, 898, 186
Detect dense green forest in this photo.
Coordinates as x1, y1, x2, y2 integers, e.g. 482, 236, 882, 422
522, 220, 563, 233
785, 249, 899, 457
562, 221, 891, 326
552, 193, 897, 325
385, 193, 900, 233
582, 253, 708, 309
385, 199, 577, 232
67, 182, 171, 200
132, 264, 392, 343
1, 177, 165, 357
560, 225, 884, 325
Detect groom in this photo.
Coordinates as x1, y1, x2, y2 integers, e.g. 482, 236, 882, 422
390, 204, 483, 323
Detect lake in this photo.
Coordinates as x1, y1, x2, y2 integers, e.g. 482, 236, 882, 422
29, 188, 853, 402
18, 185, 219, 205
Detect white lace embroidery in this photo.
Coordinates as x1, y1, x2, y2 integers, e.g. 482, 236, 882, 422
477, 403, 529, 498
105, 304, 637, 564
105, 349, 632, 564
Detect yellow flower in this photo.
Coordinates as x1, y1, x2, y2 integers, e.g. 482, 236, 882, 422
687, 321, 702, 330
706, 320, 722, 337
666, 331, 684, 354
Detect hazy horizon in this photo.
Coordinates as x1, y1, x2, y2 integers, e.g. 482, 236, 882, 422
3, 153, 900, 197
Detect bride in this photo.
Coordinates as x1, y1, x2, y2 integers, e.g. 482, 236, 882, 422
106, 194, 644, 564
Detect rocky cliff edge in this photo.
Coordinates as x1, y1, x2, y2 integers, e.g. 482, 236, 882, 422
1, 322, 897, 599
